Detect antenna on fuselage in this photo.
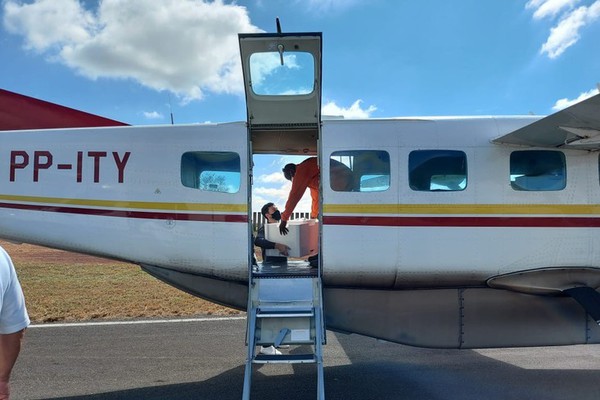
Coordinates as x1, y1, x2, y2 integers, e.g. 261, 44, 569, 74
168, 94, 174, 125
276, 17, 282, 34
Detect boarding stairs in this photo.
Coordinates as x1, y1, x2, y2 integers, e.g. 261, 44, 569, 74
242, 267, 325, 399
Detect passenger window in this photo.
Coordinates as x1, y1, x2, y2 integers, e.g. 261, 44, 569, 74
510, 150, 565, 191
329, 151, 390, 192
181, 152, 241, 193
409, 150, 467, 191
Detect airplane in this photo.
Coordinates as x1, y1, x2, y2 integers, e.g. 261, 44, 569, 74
1, 24, 600, 383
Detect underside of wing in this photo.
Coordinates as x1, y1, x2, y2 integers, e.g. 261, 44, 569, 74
492, 93, 600, 150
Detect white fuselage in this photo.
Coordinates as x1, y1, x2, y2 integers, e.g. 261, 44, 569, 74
2, 116, 600, 349
321, 117, 600, 288
1, 116, 599, 287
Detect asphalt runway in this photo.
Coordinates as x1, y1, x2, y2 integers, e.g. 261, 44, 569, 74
11, 317, 600, 400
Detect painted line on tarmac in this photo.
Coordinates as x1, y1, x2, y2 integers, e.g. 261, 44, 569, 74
29, 316, 246, 328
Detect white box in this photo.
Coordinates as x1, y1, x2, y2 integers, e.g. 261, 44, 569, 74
264, 219, 318, 258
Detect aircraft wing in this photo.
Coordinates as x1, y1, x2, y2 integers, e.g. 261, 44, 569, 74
492, 93, 600, 150
0, 88, 128, 130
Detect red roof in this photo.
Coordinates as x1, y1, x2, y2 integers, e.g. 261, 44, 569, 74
0, 89, 128, 130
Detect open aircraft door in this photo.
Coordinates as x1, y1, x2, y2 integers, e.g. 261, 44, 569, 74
239, 29, 323, 258
238, 30, 322, 143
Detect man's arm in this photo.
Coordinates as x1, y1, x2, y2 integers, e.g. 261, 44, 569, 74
255, 226, 290, 255
0, 329, 25, 399
281, 175, 310, 222
254, 226, 276, 249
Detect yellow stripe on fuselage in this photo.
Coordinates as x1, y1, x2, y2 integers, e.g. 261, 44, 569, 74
0, 194, 247, 213
323, 203, 600, 215
3, 195, 597, 216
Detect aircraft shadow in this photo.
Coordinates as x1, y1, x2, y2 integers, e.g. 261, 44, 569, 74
48, 332, 600, 400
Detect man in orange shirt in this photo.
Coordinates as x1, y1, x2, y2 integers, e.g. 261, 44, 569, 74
279, 157, 319, 235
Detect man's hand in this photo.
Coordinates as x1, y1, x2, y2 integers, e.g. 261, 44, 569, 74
275, 243, 290, 256
279, 220, 289, 235
0, 380, 10, 400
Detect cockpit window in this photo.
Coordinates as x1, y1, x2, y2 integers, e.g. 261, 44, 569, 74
330, 151, 390, 192
249, 51, 314, 96
409, 150, 467, 191
510, 150, 565, 191
181, 151, 240, 193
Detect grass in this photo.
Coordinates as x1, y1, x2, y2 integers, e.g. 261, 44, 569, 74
15, 261, 241, 323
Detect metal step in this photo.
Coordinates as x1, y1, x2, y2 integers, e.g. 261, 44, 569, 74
255, 277, 316, 303
253, 353, 317, 364
257, 308, 314, 318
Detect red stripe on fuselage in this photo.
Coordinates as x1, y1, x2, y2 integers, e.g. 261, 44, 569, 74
2, 201, 598, 227
0, 202, 247, 222
323, 215, 600, 227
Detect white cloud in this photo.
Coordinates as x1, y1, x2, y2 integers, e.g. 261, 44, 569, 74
551, 87, 599, 110
542, 3, 600, 58
257, 172, 287, 184
322, 99, 377, 119
527, 0, 600, 58
526, 0, 580, 20
253, 185, 291, 198
143, 111, 163, 119
252, 183, 312, 216
3, 0, 94, 50
2, 0, 262, 101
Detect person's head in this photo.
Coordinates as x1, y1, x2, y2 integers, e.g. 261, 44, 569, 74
282, 163, 296, 181
261, 202, 281, 223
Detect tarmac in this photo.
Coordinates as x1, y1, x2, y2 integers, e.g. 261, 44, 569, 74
11, 316, 600, 400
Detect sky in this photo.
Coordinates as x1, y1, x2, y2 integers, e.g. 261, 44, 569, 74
1, 0, 600, 213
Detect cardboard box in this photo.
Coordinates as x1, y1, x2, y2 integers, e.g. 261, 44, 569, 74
264, 219, 318, 258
